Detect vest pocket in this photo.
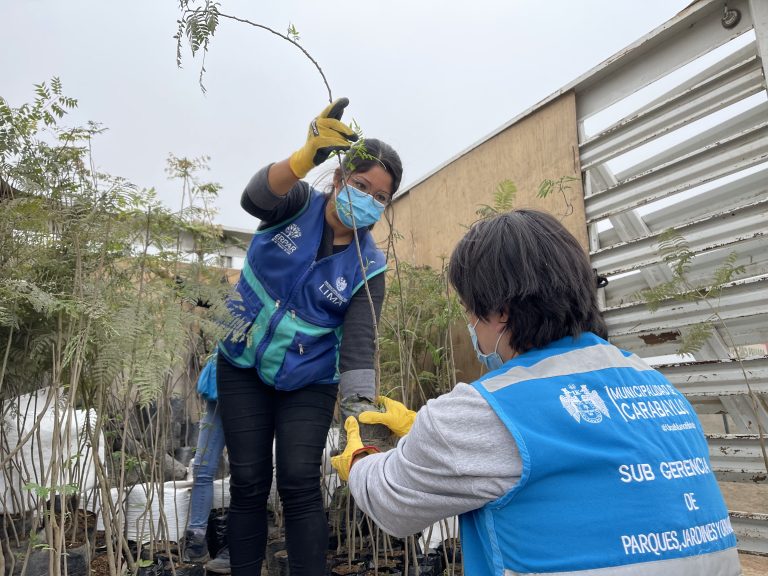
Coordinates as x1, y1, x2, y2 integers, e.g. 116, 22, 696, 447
220, 282, 264, 364
274, 331, 339, 390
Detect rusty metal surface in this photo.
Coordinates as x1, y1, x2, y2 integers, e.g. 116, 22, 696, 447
730, 511, 768, 555
708, 435, 768, 483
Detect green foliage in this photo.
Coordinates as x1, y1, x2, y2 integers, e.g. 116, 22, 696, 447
175, 2, 335, 101
0, 80, 238, 406
476, 179, 517, 218
537, 175, 577, 217
537, 175, 577, 199
340, 138, 379, 173
710, 251, 746, 298
636, 229, 746, 356
349, 119, 364, 141
657, 229, 694, 278
474, 175, 579, 220
175, 0, 221, 91
287, 23, 300, 42
378, 262, 464, 407
0, 85, 244, 575
23, 482, 51, 499
678, 322, 715, 356
23, 481, 79, 502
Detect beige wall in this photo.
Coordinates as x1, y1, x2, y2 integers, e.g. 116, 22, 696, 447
374, 92, 586, 384
374, 92, 587, 267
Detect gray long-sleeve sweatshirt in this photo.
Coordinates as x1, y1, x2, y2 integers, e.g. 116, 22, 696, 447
348, 382, 523, 537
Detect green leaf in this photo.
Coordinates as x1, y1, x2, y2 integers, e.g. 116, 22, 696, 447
679, 322, 714, 356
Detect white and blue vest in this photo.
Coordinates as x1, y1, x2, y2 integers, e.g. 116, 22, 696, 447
218, 190, 386, 391
462, 333, 738, 575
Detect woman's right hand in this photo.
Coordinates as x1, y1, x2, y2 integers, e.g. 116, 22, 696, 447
288, 98, 358, 179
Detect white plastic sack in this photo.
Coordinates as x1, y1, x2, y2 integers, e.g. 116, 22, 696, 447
322, 427, 341, 507
95, 486, 126, 532
124, 480, 193, 544
0, 388, 105, 515
211, 477, 230, 509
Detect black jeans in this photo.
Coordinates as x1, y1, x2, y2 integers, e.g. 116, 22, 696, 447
216, 355, 337, 576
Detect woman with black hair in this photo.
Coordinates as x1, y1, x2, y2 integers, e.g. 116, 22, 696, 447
334, 210, 739, 575
215, 98, 402, 576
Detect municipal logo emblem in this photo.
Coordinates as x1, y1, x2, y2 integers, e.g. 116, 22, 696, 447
272, 224, 301, 255
335, 276, 348, 293
285, 224, 302, 239
560, 384, 610, 424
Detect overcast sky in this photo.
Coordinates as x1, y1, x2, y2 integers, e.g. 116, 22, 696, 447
2, 0, 694, 229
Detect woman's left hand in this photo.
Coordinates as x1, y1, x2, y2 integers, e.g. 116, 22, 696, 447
331, 416, 379, 481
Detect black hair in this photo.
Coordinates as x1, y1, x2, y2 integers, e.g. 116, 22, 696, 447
448, 210, 608, 352
341, 138, 403, 195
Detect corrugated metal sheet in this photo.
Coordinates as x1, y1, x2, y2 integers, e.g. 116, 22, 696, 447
580, 46, 764, 170
576, 0, 768, 554
661, 357, 768, 398
596, 167, 768, 246
708, 435, 768, 483
730, 512, 768, 555
585, 118, 768, 223
591, 198, 767, 276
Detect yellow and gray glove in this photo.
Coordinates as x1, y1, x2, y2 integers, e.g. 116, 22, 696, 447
359, 396, 416, 438
288, 98, 359, 178
339, 394, 394, 453
331, 416, 379, 482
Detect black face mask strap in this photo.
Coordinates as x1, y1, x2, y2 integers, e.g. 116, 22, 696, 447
594, 269, 609, 288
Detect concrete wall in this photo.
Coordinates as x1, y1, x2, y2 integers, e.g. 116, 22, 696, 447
374, 92, 587, 268
374, 92, 586, 384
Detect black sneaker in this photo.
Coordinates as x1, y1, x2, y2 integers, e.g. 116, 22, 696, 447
181, 529, 210, 563
205, 547, 231, 574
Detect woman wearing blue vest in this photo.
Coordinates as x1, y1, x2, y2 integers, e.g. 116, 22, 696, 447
215, 98, 402, 575
333, 210, 740, 575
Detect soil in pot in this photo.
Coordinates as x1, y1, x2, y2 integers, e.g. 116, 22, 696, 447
368, 558, 399, 570
405, 567, 435, 576
363, 569, 402, 576
15, 510, 98, 576
331, 559, 368, 575
90, 552, 112, 576
162, 562, 204, 576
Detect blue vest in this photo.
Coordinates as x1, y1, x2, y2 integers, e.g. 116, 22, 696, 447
462, 333, 736, 575
218, 190, 386, 391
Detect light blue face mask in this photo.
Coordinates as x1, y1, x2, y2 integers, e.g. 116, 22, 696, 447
467, 318, 505, 371
335, 184, 385, 229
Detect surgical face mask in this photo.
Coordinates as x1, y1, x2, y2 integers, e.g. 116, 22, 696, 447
467, 318, 505, 371
335, 184, 385, 229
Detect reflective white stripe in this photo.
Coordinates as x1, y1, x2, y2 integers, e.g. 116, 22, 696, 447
503, 547, 740, 575
482, 344, 653, 393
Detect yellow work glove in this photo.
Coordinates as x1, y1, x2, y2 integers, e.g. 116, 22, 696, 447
331, 416, 379, 482
359, 396, 416, 438
288, 98, 359, 178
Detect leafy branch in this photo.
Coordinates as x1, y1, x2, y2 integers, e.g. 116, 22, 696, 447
638, 231, 746, 357
175, 1, 332, 100
475, 179, 516, 219
537, 175, 576, 218
636, 229, 767, 472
